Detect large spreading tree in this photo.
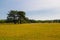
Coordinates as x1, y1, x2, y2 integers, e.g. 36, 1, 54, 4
7, 10, 29, 24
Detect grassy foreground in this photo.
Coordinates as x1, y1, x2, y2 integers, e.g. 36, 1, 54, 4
0, 23, 60, 40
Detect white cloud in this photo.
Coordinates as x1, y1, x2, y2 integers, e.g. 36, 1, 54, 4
4, 0, 60, 11
20, 0, 60, 11
28, 13, 60, 20
26, 8, 60, 20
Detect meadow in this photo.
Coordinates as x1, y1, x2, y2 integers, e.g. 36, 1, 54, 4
0, 23, 60, 40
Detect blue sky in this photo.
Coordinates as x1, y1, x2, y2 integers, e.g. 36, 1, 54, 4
0, 0, 60, 20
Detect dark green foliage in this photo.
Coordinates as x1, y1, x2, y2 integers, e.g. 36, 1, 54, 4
29, 20, 60, 23
0, 20, 7, 23
29, 20, 37, 23
0, 19, 60, 24
7, 10, 30, 24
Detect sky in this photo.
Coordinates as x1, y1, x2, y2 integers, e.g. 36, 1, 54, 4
0, 0, 60, 20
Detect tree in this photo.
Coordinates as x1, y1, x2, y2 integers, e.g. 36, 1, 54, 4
7, 10, 27, 24
17, 11, 26, 23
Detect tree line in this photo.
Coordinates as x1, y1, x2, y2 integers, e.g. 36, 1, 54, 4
0, 10, 60, 24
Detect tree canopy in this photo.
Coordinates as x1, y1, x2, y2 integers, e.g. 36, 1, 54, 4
7, 10, 30, 24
